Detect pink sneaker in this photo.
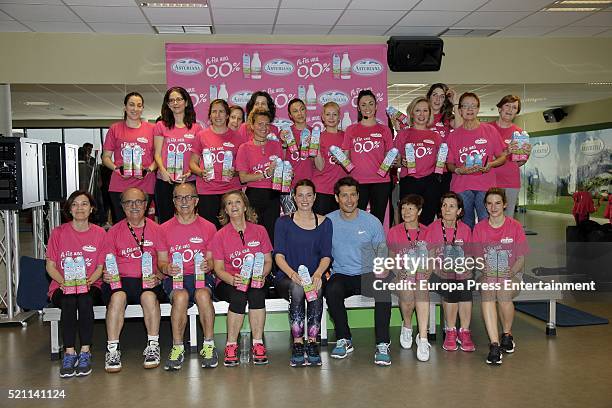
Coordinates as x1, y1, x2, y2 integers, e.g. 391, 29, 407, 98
443, 327, 458, 351
457, 328, 475, 352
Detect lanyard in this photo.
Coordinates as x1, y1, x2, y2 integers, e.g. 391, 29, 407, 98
441, 221, 458, 246
404, 224, 420, 242
127, 220, 146, 253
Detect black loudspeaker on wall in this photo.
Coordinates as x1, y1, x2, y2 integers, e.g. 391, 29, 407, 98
387, 37, 444, 72
543, 108, 567, 123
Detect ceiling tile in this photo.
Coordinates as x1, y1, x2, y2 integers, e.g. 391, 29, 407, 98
276, 8, 343, 25
23, 21, 92, 32
512, 11, 596, 27
65, 0, 137, 5
570, 11, 612, 27
594, 29, 612, 37
72, 6, 146, 24
213, 8, 275, 25
454, 11, 532, 28
89, 23, 155, 34
281, 0, 350, 9
349, 0, 419, 11
544, 26, 609, 37
0, 20, 30, 31
0, 9, 12, 20
337, 10, 403, 25
273, 24, 332, 34
209, 0, 278, 8
478, 0, 553, 12
413, 0, 488, 11
492, 26, 554, 37
398, 10, 468, 26
387, 26, 445, 36
213, 24, 272, 34
0, 0, 62, 4
0, 4, 80, 22
330, 25, 391, 35
142, 7, 211, 25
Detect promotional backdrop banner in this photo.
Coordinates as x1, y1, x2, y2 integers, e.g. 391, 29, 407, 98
165, 43, 388, 129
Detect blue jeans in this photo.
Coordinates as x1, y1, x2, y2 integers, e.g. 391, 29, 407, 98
459, 190, 487, 229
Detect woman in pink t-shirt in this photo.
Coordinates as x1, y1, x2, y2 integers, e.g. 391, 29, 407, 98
313, 102, 347, 215
228, 105, 245, 132
490, 95, 532, 218
427, 192, 475, 353
387, 195, 431, 362
209, 190, 273, 366
153, 86, 202, 223
237, 91, 280, 140
342, 89, 394, 224
189, 99, 246, 229
446, 92, 507, 229
46, 191, 106, 378
102, 92, 157, 222
394, 97, 443, 225
426, 83, 462, 198
473, 188, 528, 365
236, 109, 283, 243
157, 183, 217, 370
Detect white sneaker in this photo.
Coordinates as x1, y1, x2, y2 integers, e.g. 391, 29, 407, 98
399, 326, 413, 349
415, 337, 431, 362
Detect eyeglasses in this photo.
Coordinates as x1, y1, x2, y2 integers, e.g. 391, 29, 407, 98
173, 195, 198, 203
460, 104, 479, 110
121, 199, 146, 207
168, 97, 185, 104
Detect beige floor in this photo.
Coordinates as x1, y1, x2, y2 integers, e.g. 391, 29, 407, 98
1, 212, 611, 408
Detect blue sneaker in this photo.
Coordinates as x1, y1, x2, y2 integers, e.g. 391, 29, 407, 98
330, 338, 353, 359
305, 341, 322, 366
290, 342, 305, 367
374, 342, 391, 366
76, 351, 92, 376
60, 353, 79, 378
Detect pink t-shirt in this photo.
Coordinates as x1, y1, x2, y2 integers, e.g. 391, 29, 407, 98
472, 217, 529, 276
160, 216, 217, 276
153, 121, 202, 181
238, 122, 280, 140
284, 125, 315, 188
490, 122, 522, 189
191, 127, 246, 195
430, 113, 453, 140
394, 128, 442, 179
424, 219, 472, 279
209, 222, 273, 279
103, 219, 165, 279
447, 123, 505, 193
46, 223, 107, 298
312, 130, 348, 195
104, 121, 156, 194
387, 223, 429, 277
342, 123, 394, 184
235, 139, 284, 189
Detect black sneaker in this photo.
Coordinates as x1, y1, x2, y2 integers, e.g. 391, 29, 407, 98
486, 343, 503, 365
59, 353, 79, 378
500, 333, 515, 353
305, 341, 322, 366
290, 342, 305, 367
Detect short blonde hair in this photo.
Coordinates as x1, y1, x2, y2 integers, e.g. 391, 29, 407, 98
407, 96, 434, 127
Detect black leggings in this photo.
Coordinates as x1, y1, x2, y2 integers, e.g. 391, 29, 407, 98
246, 187, 280, 243
324, 273, 391, 344
155, 178, 175, 224
357, 182, 391, 225
215, 281, 267, 315
313, 193, 339, 215
198, 193, 223, 230
51, 287, 103, 349
399, 173, 442, 226
109, 192, 153, 223
276, 278, 323, 340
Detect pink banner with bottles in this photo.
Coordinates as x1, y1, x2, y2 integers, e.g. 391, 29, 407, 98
165, 43, 388, 129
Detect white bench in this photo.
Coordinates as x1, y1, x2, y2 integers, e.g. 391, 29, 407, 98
42, 288, 562, 359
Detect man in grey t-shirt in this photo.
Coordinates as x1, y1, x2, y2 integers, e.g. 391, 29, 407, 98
325, 177, 392, 366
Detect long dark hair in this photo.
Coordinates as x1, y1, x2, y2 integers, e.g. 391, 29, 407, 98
356, 89, 377, 122
245, 91, 276, 121
426, 83, 454, 125
123, 91, 144, 121
161, 86, 196, 130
